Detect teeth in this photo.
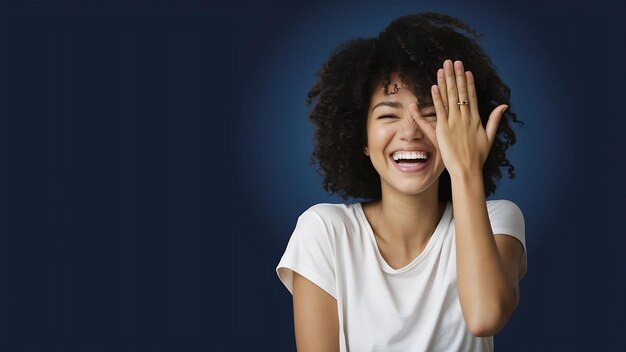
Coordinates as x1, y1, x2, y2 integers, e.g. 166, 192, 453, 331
392, 151, 429, 161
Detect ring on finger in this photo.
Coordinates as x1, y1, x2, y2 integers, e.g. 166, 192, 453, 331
457, 100, 469, 106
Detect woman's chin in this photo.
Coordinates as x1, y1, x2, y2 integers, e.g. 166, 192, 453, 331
386, 181, 438, 197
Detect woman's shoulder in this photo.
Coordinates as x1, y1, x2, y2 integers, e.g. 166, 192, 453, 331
291, 203, 363, 244
486, 199, 523, 216
300, 202, 361, 224
485, 199, 525, 239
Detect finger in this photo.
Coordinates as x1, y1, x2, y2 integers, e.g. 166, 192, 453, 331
436, 68, 448, 114
454, 61, 471, 120
485, 104, 508, 147
408, 101, 422, 122
465, 71, 481, 120
431, 84, 448, 127
409, 103, 437, 141
443, 59, 459, 115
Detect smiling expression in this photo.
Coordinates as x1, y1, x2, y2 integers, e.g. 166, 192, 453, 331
365, 73, 446, 197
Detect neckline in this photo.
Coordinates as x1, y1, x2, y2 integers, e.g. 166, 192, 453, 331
354, 202, 451, 274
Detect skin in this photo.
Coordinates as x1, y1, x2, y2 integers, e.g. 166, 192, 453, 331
292, 59, 525, 351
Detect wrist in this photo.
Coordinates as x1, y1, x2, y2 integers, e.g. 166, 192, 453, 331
447, 166, 483, 182
448, 167, 486, 200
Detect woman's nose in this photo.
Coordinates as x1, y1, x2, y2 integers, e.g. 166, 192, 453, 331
398, 113, 424, 140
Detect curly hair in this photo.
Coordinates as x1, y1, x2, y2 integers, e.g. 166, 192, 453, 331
306, 12, 522, 201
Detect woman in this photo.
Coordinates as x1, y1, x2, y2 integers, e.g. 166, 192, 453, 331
276, 12, 527, 351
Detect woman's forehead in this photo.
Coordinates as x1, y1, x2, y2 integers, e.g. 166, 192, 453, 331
371, 73, 433, 104
370, 83, 433, 107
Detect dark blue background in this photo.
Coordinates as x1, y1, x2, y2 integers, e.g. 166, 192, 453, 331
1, 0, 625, 351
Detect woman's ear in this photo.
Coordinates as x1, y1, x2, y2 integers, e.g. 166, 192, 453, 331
364, 146, 369, 156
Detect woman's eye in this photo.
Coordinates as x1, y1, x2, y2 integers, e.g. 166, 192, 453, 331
378, 115, 399, 119
422, 113, 437, 122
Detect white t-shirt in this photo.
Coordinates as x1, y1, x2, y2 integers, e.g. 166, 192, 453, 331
276, 199, 526, 352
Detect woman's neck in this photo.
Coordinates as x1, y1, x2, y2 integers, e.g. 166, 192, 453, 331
365, 184, 446, 251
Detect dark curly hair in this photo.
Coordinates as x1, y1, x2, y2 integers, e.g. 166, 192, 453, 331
306, 12, 521, 201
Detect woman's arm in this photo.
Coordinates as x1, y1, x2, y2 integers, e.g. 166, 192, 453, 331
412, 59, 525, 336
292, 271, 340, 352
450, 172, 524, 337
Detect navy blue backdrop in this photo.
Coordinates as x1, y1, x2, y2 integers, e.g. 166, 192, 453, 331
1, 0, 625, 351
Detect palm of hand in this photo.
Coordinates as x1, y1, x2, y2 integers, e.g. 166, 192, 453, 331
410, 59, 508, 176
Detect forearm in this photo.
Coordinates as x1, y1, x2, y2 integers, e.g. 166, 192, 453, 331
451, 168, 516, 336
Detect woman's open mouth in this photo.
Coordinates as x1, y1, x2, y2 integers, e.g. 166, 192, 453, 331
390, 151, 431, 172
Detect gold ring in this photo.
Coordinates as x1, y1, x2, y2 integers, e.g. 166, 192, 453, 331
457, 100, 469, 105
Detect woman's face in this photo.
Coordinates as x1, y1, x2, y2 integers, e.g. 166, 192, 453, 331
365, 73, 446, 197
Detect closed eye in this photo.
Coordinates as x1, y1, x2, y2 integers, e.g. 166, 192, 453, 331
377, 113, 436, 121
422, 113, 437, 122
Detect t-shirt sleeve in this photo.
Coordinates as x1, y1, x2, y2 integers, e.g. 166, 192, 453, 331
487, 200, 528, 279
276, 208, 337, 299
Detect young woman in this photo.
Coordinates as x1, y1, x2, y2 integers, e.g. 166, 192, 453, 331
276, 12, 527, 351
